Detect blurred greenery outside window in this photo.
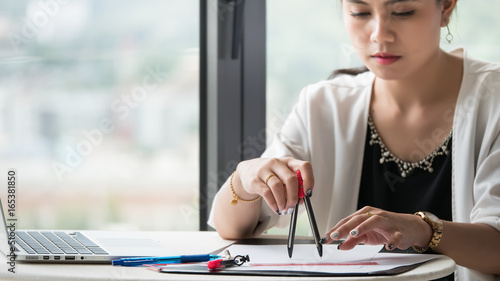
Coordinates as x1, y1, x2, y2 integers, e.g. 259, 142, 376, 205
265, 0, 500, 236
0, 1, 199, 231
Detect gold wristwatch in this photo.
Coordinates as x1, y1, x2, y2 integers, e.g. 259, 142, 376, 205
412, 211, 443, 253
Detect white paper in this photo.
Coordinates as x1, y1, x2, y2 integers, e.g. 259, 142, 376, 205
221, 244, 440, 274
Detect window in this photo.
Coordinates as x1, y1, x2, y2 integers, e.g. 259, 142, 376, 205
0, 1, 199, 230
446, 0, 500, 61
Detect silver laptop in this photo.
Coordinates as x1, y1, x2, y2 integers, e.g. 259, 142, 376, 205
0, 199, 175, 263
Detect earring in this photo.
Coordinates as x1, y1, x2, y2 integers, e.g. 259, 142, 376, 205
444, 19, 453, 44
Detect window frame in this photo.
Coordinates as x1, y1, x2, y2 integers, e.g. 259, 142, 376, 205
199, 0, 267, 230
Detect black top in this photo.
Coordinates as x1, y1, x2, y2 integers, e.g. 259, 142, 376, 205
357, 121, 454, 281
357, 124, 453, 222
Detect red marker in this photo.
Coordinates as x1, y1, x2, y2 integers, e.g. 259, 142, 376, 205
208, 259, 234, 270
207, 255, 250, 270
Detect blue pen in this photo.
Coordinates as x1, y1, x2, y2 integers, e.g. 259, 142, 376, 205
112, 254, 221, 266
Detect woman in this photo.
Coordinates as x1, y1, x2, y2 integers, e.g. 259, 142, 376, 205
209, 0, 500, 280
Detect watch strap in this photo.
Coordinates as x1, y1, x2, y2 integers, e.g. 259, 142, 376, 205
411, 211, 443, 253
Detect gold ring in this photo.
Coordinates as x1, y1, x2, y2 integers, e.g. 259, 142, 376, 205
265, 174, 276, 185
366, 212, 374, 217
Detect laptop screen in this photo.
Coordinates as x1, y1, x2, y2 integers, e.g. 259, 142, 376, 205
0, 200, 13, 257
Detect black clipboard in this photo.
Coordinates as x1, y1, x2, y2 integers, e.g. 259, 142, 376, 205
160, 238, 431, 277
160, 262, 427, 277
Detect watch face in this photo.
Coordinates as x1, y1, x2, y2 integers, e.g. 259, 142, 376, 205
424, 212, 439, 223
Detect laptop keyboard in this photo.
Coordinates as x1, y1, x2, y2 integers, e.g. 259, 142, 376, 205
14, 231, 108, 255
41, 232, 79, 254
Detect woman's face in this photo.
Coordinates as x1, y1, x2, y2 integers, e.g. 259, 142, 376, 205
342, 0, 445, 80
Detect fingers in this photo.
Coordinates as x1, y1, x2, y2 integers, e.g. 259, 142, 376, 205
242, 158, 314, 216
322, 207, 377, 244
265, 162, 297, 215
385, 232, 403, 251
286, 158, 314, 196
276, 167, 298, 215
321, 207, 412, 251
257, 181, 281, 215
338, 214, 390, 250
269, 158, 315, 214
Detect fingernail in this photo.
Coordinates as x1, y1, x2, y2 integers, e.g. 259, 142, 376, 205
388, 244, 395, 250
306, 189, 312, 197
276, 209, 281, 215
320, 236, 328, 244
350, 228, 359, 237
337, 241, 344, 250
282, 209, 288, 215
287, 207, 294, 214
330, 231, 340, 240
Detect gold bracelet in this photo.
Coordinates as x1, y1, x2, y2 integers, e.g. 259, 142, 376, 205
229, 171, 261, 206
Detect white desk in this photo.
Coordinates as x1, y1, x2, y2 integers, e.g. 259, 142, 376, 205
0, 231, 455, 281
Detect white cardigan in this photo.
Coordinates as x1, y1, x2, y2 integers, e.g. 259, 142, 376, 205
209, 49, 500, 280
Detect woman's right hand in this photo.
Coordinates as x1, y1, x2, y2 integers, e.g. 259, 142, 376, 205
234, 157, 314, 215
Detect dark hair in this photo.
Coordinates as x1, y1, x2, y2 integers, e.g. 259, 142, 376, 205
328, 66, 369, 79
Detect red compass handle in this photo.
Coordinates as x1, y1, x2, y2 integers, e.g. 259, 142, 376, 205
297, 170, 304, 199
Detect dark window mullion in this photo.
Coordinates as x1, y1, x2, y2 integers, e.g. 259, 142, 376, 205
200, 0, 266, 231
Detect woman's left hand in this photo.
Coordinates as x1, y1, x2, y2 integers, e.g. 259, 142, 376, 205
322, 206, 432, 251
